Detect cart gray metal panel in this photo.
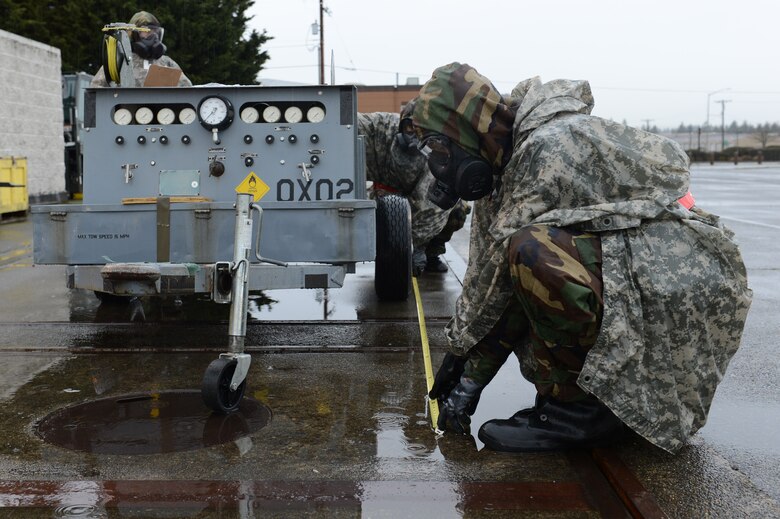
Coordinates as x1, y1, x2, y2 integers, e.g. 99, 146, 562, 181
33, 85, 379, 295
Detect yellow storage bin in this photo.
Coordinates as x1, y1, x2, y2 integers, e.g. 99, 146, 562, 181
0, 156, 29, 217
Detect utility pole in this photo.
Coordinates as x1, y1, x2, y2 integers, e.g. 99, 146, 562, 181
706, 88, 729, 151
716, 99, 731, 151
318, 0, 325, 85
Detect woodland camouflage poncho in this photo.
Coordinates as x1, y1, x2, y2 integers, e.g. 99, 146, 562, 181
415, 64, 752, 452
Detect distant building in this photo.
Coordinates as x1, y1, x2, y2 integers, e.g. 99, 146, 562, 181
260, 77, 420, 114
354, 85, 420, 113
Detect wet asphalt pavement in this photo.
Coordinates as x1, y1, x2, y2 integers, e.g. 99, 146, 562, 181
0, 163, 779, 517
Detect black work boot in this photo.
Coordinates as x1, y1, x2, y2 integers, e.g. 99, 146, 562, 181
425, 255, 449, 273
478, 394, 624, 452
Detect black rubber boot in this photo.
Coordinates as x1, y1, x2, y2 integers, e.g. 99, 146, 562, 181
478, 394, 624, 452
425, 255, 449, 273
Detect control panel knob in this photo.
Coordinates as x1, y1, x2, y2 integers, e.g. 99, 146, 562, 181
310, 155, 320, 165
115, 136, 124, 145
181, 135, 191, 145
310, 134, 319, 143
244, 157, 254, 167
265, 135, 274, 144
288, 134, 298, 144
137, 135, 146, 144
159, 135, 169, 145
209, 161, 225, 177
244, 135, 253, 144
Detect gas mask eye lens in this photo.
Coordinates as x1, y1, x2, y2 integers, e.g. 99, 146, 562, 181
138, 26, 163, 41
421, 136, 451, 174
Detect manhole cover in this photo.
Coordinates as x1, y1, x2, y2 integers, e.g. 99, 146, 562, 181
35, 390, 271, 455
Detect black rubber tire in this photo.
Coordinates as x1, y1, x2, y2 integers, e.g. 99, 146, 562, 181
201, 358, 247, 414
374, 194, 412, 301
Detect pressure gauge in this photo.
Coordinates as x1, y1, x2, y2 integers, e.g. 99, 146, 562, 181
284, 106, 303, 123
306, 106, 325, 123
135, 106, 154, 125
241, 106, 260, 124
197, 95, 234, 130
262, 105, 281, 123
113, 107, 132, 125
156, 107, 175, 125
179, 107, 196, 124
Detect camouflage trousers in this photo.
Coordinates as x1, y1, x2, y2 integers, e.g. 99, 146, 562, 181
464, 225, 603, 401
425, 201, 470, 259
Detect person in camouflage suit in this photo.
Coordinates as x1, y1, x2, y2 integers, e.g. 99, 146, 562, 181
91, 11, 192, 88
419, 63, 752, 453
358, 99, 469, 274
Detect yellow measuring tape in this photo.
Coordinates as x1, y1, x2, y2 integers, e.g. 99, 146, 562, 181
412, 276, 441, 432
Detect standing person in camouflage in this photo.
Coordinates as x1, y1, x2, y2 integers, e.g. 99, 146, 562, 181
91, 11, 192, 88
358, 98, 468, 275
418, 62, 752, 453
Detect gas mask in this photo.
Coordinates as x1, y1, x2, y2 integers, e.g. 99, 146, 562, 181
131, 25, 166, 60
418, 134, 493, 210
395, 117, 419, 153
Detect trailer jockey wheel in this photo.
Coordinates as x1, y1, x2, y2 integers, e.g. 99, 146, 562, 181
374, 194, 412, 301
201, 357, 246, 413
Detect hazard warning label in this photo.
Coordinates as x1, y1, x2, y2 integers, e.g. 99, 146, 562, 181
235, 172, 270, 202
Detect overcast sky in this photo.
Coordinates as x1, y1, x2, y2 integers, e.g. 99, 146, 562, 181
246, 0, 778, 129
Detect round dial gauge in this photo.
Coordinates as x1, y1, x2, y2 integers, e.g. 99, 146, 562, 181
157, 107, 175, 125
240, 106, 260, 124
179, 107, 196, 124
307, 106, 325, 123
262, 105, 281, 123
135, 106, 154, 125
284, 106, 303, 123
113, 107, 132, 125
197, 95, 234, 130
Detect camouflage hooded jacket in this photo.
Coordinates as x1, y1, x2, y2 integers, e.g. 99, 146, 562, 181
357, 112, 452, 248
441, 75, 752, 452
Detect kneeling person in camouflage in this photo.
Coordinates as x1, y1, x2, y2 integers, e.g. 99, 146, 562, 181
417, 63, 752, 453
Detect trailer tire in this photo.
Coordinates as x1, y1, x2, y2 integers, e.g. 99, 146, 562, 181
374, 194, 412, 301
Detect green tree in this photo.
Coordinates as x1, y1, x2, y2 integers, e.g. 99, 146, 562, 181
0, 0, 271, 84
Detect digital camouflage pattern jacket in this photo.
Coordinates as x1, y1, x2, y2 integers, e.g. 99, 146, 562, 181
446, 77, 752, 452
357, 112, 452, 248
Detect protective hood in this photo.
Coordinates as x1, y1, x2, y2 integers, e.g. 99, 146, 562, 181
129, 11, 160, 27
509, 76, 595, 139
413, 62, 515, 171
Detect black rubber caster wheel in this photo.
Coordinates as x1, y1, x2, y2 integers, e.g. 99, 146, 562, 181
201, 358, 246, 414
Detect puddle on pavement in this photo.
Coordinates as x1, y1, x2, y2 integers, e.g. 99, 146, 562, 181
67, 288, 360, 323
34, 390, 271, 455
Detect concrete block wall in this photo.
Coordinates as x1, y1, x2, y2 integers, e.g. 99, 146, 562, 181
0, 29, 65, 203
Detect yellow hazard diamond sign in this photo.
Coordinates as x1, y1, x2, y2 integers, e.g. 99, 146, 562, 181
235, 172, 270, 202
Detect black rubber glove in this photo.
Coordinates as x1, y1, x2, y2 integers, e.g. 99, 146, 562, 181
437, 376, 485, 435
412, 248, 427, 277
428, 352, 467, 403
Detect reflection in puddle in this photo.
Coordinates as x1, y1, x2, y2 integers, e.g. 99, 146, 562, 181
247, 287, 358, 321
68, 287, 360, 323
35, 390, 271, 455
1, 478, 603, 516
